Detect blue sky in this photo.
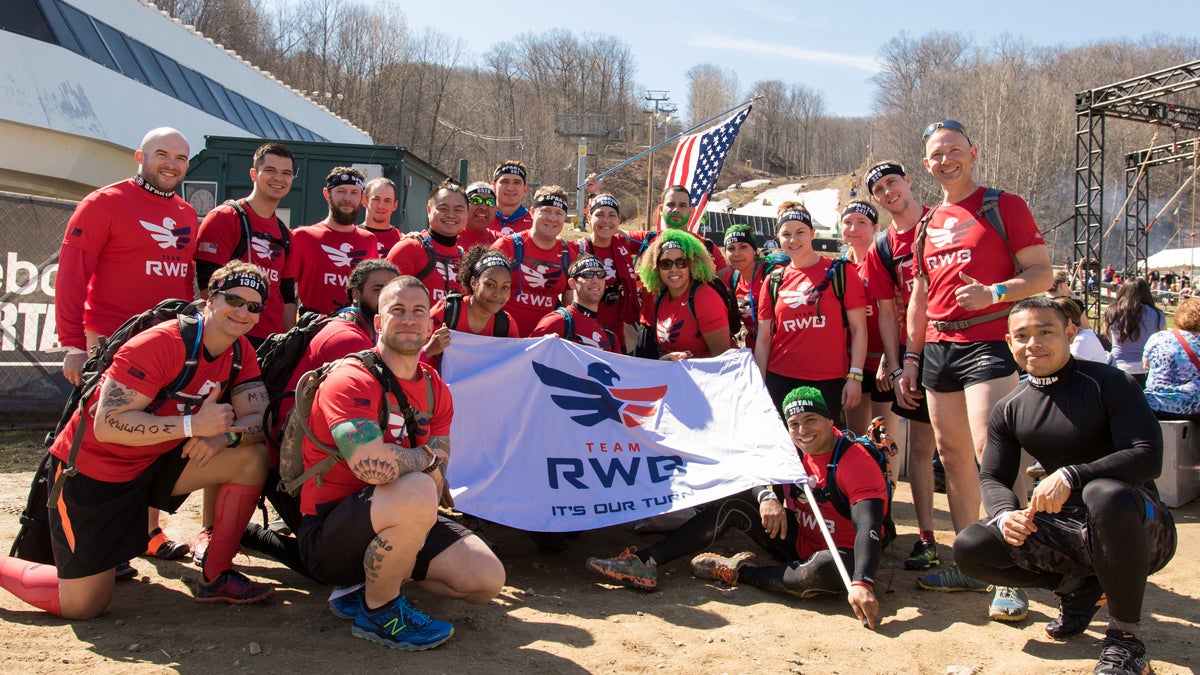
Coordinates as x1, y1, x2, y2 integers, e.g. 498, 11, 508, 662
397, 0, 1200, 118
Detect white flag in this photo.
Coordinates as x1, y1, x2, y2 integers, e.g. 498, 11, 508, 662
441, 332, 805, 532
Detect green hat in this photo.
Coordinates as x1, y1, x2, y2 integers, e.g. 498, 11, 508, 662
782, 386, 831, 420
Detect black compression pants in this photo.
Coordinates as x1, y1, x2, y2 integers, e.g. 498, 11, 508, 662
954, 479, 1176, 623
639, 490, 851, 598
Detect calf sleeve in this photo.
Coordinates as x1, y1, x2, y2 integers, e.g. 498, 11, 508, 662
204, 483, 261, 581
0, 555, 61, 616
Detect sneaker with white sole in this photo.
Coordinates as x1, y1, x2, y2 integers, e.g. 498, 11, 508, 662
916, 563, 991, 592
989, 586, 1029, 622
351, 595, 453, 651
1093, 629, 1151, 675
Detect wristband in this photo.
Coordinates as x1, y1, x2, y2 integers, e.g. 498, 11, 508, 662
847, 371, 864, 382
225, 431, 243, 448
890, 367, 905, 380
848, 367, 864, 376
756, 488, 779, 503
851, 580, 874, 591
1056, 467, 1075, 490
903, 350, 921, 361
995, 283, 1007, 302
989, 285, 1001, 305
182, 414, 193, 438
421, 445, 438, 471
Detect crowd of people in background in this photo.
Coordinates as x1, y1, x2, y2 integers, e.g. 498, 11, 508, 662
0, 120, 1185, 674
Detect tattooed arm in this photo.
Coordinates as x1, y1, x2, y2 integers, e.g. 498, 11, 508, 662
93, 377, 237, 446
331, 418, 435, 485
428, 434, 454, 508
229, 380, 267, 444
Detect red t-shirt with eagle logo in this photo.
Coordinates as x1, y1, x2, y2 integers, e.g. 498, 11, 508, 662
301, 358, 451, 515
291, 222, 379, 315
385, 231, 464, 303
641, 283, 729, 358
490, 234, 574, 336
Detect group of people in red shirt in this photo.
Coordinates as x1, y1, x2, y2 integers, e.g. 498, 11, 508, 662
0, 121, 1175, 672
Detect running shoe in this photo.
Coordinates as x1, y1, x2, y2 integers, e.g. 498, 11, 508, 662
145, 527, 190, 560
351, 595, 454, 651
690, 551, 759, 585
989, 586, 1029, 622
915, 563, 991, 592
1026, 461, 1048, 480
1047, 576, 1108, 640
904, 539, 940, 570
191, 527, 213, 568
115, 561, 137, 581
1093, 629, 1151, 675
329, 584, 366, 619
194, 569, 273, 604
586, 547, 657, 591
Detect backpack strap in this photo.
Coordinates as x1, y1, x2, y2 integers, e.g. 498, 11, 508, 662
227, 199, 290, 260
978, 188, 1022, 273
492, 309, 510, 337
443, 292, 465, 331
510, 233, 525, 296
416, 236, 437, 280
554, 307, 575, 341
874, 229, 902, 287
768, 267, 785, 307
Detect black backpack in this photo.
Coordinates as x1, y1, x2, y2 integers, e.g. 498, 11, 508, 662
256, 308, 370, 452
442, 292, 510, 337
225, 199, 291, 262
12, 299, 242, 563
509, 232, 571, 297
823, 423, 897, 549
412, 234, 464, 292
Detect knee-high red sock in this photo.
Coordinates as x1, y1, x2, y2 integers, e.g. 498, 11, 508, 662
0, 555, 62, 616
204, 483, 261, 582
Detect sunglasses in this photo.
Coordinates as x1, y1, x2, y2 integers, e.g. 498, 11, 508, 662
657, 257, 690, 271
468, 194, 496, 207
216, 290, 264, 314
573, 270, 606, 280
922, 119, 972, 145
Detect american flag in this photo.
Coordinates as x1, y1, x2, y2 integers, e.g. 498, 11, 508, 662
663, 104, 754, 233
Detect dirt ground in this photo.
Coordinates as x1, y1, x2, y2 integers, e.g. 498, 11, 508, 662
0, 429, 1196, 675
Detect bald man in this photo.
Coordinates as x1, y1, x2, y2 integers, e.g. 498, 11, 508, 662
53, 127, 200, 571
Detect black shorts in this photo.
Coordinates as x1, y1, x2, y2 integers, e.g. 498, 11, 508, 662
984, 487, 1176, 579
891, 351, 931, 424
297, 486, 473, 587
922, 340, 1017, 393
862, 370, 892, 404
49, 446, 190, 579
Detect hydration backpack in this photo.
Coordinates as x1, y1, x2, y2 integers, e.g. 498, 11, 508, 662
225, 199, 291, 262
442, 292, 510, 337
822, 418, 898, 548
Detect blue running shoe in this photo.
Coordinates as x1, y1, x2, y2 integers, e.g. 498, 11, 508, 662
989, 586, 1029, 622
329, 584, 365, 619
916, 563, 991, 592
351, 595, 454, 651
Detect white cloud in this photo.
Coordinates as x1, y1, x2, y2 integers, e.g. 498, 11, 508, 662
685, 34, 881, 73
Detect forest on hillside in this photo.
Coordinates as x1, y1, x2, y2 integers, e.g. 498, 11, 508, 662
158, 0, 1200, 259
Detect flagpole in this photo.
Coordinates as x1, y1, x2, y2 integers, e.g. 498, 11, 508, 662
574, 96, 761, 191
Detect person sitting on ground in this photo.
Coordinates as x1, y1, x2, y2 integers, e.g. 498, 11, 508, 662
954, 296, 1176, 675
531, 254, 618, 352
586, 386, 887, 629
633, 228, 731, 361
296, 275, 504, 651
0, 261, 275, 618
1142, 296, 1200, 423
1052, 296, 1108, 364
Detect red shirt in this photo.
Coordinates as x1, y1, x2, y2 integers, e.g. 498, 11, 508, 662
641, 283, 729, 358
792, 432, 889, 557
489, 207, 532, 236
569, 234, 640, 351
195, 200, 295, 339
490, 234, 574, 336
275, 311, 376, 438
290, 223, 379, 315
531, 305, 617, 352
720, 263, 768, 351
458, 227, 498, 252
385, 232, 464, 303
56, 179, 198, 348
757, 258, 867, 380
915, 188, 1045, 342
851, 259, 884, 371
430, 297, 520, 337
627, 229, 728, 271
862, 211, 926, 346
361, 225, 401, 257
49, 320, 260, 482
300, 359, 451, 515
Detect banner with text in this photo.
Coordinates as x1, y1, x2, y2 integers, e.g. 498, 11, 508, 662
441, 333, 804, 532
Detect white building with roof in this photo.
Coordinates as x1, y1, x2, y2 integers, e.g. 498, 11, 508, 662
0, 0, 371, 200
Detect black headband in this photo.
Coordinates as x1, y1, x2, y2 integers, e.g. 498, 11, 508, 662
865, 162, 905, 194
724, 228, 757, 248
841, 202, 878, 224
569, 256, 605, 277
494, 164, 526, 181
783, 396, 831, 420
473, 254, 512, 275
214, 273, 269, 301
590, 194, 620, 216
533, 194, 568, 211
325, 172, 365, 190
467, 185, 496, 198
661, 240, 684, 252
778, 210, 812, 228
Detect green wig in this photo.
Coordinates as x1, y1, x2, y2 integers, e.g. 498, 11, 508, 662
637, 228, 716, 293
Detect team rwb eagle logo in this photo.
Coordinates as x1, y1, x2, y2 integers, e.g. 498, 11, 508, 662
521, 263, 563, 290
532, 361, 667, 428
322, 243, 367, 267
141, 218, 191, 249
656, 318, 683, 344
250, 237, 280, 261
927, 216, 973, 249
